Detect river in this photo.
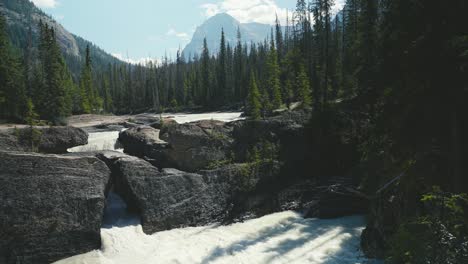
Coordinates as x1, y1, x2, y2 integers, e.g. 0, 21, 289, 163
58, 112, 374, 264
68, 112, 244, 153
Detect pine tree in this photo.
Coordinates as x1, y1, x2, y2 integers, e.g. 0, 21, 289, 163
322, 0, 334, 107
275, 14, 284, 64
217, 28, 228, 106
297, 65, 312, 108
34, 22, 72, 123
267, 30, 283, 109
343, 0, 359, 95
176, 48, 185, 103
24, 98, 41, 151
247, 72, 261, 120
233, 27, 244, 101
80, 45, 102, 113
0, 14, 27, 121
357, 0, 378, 98
201, 38, 210, 105
285, 77, 295, 109
102, 72, 113, 112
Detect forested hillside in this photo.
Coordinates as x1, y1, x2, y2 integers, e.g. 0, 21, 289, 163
0, 0, 123, 76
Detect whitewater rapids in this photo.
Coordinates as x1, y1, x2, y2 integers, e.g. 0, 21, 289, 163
68, 112, 244, 153
60, 112, 374, 264
56, 194, 370, 264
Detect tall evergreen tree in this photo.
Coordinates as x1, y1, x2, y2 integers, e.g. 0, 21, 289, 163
80, 45, 102, 113
233, 27, 244, 101
267, 30, 283, 109
297, 65, 312, 108
216, 28, 228, 106
32, 22, 71, 123
0, 14, 27, 121
247, 72, 261, 120
200, 38, 210, 105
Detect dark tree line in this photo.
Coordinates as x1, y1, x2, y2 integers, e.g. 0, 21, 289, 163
1, 0, 347, 121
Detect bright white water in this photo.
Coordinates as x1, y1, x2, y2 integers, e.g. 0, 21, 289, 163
68, 112, 243, 153
68, 131, 123, 153
56, 195, 370, 264
162, 112, 244, 124
61, 112, 374, 263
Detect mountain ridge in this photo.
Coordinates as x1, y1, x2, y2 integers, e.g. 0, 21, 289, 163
0, 0, 125, 77
182, 13, 275, 59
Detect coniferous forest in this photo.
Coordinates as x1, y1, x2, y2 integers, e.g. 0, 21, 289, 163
1, 0, 468, 262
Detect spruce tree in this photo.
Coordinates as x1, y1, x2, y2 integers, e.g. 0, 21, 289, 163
24, 98, 41, 151
267, 30, 283, 109
233, 27, 244, 100
0, 14, 27, 121
201, 38, 210, 105
80, 45, 102, 113
247, 72, 261, 120
217, 28, 227, 106
275, 14, 284, 64
297, 65, 312, 108
34, 22, 72, 124
285, 77, 294, 109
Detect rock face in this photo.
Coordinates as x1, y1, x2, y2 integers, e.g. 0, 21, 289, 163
118, 126, 168, 159
0, 151, 111, 264
0, 132, 28, 152
0, 127, 88, 154
37, 127, 88, 153
114, 110, 368, 232
99, 153, 246, 234
159, 120, 234, 172
119, 120, 234, 172
231, 110, 312, 170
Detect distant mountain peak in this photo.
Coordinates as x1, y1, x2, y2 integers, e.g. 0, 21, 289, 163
210, 12, 237, 21
182, 13, 273, 59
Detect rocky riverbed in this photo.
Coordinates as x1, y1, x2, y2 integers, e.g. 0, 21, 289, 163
0, 111, 377, 264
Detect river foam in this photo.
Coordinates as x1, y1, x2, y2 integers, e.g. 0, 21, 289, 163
56, 210, 371, 264
61, 112, 375, 263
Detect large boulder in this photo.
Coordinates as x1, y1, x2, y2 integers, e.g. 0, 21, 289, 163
118, 126, 168, 158
38, 127, 88, 153
231, 110, 311, 170
119, 120, 234, 172
99, 154, 244, 234
0, 132, 28, 152
0, 151, 111, 264
159, 120, 234, 172
0, 127, 88, 154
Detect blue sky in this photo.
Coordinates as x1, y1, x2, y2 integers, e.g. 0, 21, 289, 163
32, 0, 344, 63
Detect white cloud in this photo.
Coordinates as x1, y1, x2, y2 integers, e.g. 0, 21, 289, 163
201, 0, 346, 25
112, 53, 160, 66
166, 27, 190, 41
201, 0, 288, 25
31, 0, 59, 9
333, 0, 346, 15
201, 3, 221, 18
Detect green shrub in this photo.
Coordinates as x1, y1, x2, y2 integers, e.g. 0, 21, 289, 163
387, 188, 468, 264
